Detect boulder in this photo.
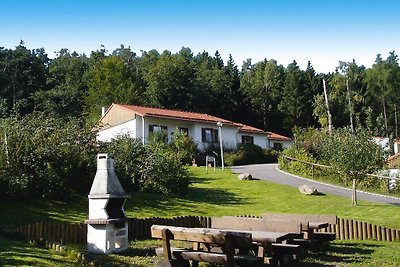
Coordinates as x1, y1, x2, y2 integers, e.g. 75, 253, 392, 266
238, 173, 253, 180
299, 184, 318, 195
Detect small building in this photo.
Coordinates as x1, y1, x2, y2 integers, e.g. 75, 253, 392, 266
96, 103, 292, 151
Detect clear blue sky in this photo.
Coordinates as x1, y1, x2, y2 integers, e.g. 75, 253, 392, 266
1, 0, 399, 73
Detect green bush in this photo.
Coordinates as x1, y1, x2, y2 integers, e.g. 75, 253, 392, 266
279, 146, 316, 177
0, 113, 96, 199
225, 143, 269, 166
169, 130, 197, 165
140, 146, 190, 196
102, 132, 190, 196
102, 136, 145, 191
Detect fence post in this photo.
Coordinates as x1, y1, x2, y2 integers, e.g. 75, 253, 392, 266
311, 164, 314, 179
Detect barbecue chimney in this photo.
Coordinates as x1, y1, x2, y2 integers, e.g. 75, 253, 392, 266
85, 153, 130, 254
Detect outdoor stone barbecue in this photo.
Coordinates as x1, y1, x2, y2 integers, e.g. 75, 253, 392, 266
85, 153, 130, 254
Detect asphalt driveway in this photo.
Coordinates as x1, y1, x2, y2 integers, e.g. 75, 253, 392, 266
231, 163, 400, 206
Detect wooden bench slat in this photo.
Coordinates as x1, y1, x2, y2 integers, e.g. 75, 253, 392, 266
180, 251, 263, 265
151, 224, 263, 267
211, 216, 303, 233
314, 232, 336, 241
262, 213, 337, 225
151, 225, 252, 248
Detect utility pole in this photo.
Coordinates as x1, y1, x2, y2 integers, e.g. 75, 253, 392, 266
323, 79, 333, 135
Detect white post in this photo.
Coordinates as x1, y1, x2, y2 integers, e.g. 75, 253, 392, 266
217, 122, 224, 171
141, 116, 145, 145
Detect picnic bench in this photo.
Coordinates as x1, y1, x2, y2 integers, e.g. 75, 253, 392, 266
151, 224, 263, 267
211, 216, 303, 266
262, 213, 337, 249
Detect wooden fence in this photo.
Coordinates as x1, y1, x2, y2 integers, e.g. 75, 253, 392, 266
3, 216, 399, 244
4, 215, 211, 244
281, 155, 400, 193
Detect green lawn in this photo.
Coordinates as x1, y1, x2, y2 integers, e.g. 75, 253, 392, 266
1, 166, 400, 266
0, 235, 79, 267
1, 166, 399, 229
123, 167, 400, 228
67, 238, 400, 267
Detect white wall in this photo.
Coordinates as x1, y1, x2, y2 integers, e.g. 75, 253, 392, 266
96, 119, 137, 142
142, 117, 239, 151
96, 115, 276, 152
269, 140, 292, 149
191, 122, 238, 151
237, 133, 268, 149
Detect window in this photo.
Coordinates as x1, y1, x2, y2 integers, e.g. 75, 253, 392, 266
178, 127, 189, 136
273, 142, 283, 151
149, 124, 168, 142
201, 128, 219, 143
149, 124, 167, 133
241, 135, 254, 144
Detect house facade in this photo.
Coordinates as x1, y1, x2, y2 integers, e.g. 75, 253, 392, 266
96, 103, 292, 151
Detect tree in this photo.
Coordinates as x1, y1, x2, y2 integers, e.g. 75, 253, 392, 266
240, 59, 284, 131
84, 56, 143, 124
0, 113, 96, 199
321, 127, 384, 205
279, 61, 308, 132
33, 49, 89, 117
221, 54, 243, 121
365, 52, 400, 137
143, 48, 196, 111
0, 42, 49, 115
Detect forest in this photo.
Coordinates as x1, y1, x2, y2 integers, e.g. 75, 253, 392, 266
1, 41, 400, 137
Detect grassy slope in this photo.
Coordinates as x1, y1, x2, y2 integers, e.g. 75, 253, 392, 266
0, 235, 79, 267
1, 166, 400, 266
1, 167, 399, 229
125, 167, 400, 228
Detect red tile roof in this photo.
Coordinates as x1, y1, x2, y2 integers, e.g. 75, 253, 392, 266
267, 131, 292, 141
109, 103, 292, 141
236, 123, 265, 134
115, 103, 235, 125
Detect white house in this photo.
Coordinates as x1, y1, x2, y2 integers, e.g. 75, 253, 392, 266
96, 103, 292, 151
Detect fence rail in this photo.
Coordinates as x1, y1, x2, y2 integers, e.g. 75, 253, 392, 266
3, 216, 399, 244
282, 155, 400, 181
3, 215, 211, 244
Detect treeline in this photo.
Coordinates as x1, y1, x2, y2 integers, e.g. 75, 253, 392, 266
1, 42, 400, 136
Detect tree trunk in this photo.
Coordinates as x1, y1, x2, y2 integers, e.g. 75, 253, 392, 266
346, 79, 354, 132
352, 179, 357, 206
323, 79, 333, 135
383, 98, 388, 137
395, 104, 398, 138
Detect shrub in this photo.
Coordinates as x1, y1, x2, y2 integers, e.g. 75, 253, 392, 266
279, 146, 317, 177
169, 129, 197, 165
140, 146, 190, 196
225, 143, 269, 166
101, 133, 190, 196
0, 113, 96, 199
101, 136, 145, 191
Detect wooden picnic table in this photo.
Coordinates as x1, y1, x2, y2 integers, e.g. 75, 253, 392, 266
309, 222, 329, 230
306, 222, 329, 239
215, 229, 291, 258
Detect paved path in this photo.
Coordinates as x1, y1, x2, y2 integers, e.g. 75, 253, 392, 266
231, 164, 400, 206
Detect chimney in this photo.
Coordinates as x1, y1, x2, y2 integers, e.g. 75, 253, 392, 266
86, 153, 130, 254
